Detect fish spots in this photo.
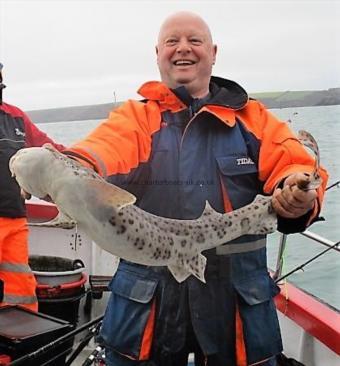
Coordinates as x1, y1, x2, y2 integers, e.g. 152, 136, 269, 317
116, 225, 127, 234
109, 217, 116, 226
134, 238, 145, 250
162, 249, 171, 260
181, 239, 187, 247
153, 248, 162, 260
216, 228, 226, 239
240, 218, 250, 230
196, 233, 205, 243
128, 219, 134, 225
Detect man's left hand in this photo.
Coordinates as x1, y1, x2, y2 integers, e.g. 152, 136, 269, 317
272, 173, 317, 219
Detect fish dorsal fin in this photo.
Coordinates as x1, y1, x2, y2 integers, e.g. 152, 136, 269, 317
85, 179, 136, 210
200, 200, 216, 218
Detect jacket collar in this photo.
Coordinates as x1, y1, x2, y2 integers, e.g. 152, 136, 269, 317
138, 76, 249, 112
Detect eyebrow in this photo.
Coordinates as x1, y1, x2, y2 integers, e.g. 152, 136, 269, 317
163, 32, 206, 40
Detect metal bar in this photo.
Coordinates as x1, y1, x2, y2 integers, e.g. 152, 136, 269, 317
301, 230, 340, 253
273, 233, 288, 281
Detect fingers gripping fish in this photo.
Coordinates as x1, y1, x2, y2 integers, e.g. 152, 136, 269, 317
9, 129, 320, 283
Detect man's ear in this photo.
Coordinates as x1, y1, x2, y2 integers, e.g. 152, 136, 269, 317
155, 46, 160, 65
212, 44, 217, 65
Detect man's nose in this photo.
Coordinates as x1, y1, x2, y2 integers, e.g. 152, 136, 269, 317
176, 39, 191, 53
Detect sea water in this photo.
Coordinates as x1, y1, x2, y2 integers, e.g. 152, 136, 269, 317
36, 104, 340, 309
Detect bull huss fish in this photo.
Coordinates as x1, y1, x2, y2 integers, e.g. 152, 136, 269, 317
8, 130, 319, 282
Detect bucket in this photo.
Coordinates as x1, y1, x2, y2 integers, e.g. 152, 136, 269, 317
0, 354, 11, 366
29, 255, 87, 326
29, 256, 85, 286
28, 256, 87, 365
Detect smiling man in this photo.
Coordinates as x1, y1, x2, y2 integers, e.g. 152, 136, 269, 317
64, 11, 328, 366
156, 12, 217, 98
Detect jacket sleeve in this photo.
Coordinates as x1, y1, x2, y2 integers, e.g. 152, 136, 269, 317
23, 112, 65, 151
239, 100, 328, 233
64, 100, 161, 176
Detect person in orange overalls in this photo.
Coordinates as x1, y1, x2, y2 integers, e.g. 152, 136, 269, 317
0, 62, 65, 311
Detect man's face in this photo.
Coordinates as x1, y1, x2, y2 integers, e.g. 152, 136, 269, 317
156, 14, 217, 98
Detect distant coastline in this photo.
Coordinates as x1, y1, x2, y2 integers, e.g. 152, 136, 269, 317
250, 87, 340, 109
26, 87, 340, 124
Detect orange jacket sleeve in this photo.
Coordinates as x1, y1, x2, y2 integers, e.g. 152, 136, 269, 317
238, 100, 328, 225
65, 100, 161, 176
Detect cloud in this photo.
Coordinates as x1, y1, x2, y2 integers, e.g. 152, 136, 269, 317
1, 0, 339, 110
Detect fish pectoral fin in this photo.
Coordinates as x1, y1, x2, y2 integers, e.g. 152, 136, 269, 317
167, 265, 191, 283
29, 212, 76, 229
168, 253, 207, 283
86, 179, 136, 210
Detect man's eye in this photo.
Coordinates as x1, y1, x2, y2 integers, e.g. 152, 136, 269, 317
166, 39, 177, 45
191, 39, 202, 45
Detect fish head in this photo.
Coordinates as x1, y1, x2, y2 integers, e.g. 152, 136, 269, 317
9, 147, 54, 199
297, 130, 322, 190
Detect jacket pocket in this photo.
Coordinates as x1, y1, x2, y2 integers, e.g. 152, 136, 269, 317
99, 266, 158, 361
234, 273, 282, 363
234, 271, 279, 305
216, 156, 261, 208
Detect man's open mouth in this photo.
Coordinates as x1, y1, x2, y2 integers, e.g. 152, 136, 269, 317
173, 60, 196, 66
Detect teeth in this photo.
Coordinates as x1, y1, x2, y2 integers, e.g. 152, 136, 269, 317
174, 60, 194, 65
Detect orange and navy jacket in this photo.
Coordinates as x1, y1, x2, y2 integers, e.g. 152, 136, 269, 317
67, 76, 328, 363
0, 102, 65, 217
67, 76, 327, 229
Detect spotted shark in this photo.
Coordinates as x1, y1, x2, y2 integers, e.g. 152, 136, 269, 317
8, 130, 319, 282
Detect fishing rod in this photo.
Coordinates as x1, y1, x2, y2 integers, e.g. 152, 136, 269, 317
274, 240, 340, 283
9, 315, 104, 366
326, 179, 340, 191
273, 178, 340, 280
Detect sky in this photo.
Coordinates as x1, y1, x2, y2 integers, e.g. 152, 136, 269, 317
0, 0, 339, 111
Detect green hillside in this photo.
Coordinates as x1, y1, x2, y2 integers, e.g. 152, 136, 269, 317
27, 88, 340, 123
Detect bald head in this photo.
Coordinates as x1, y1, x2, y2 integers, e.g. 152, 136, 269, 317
157, 12, 213, 45
156, 12, 217, 98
